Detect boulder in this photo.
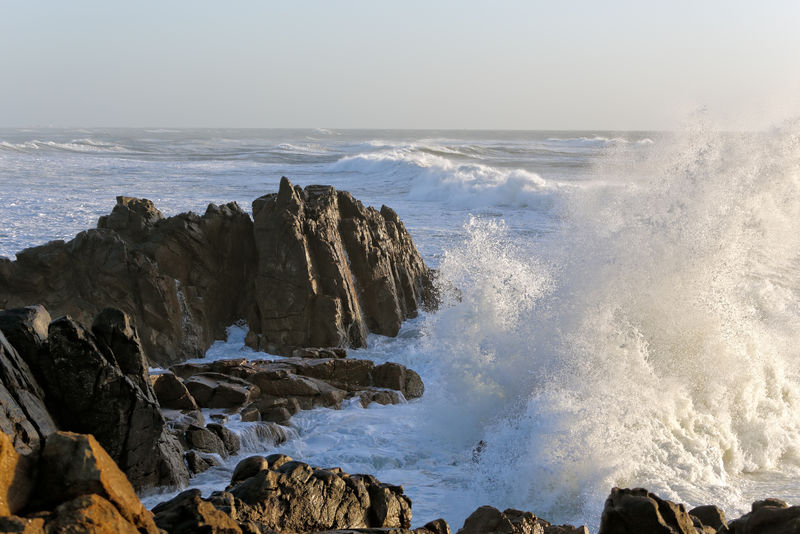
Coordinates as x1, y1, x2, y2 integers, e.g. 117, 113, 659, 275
151, 489, 243, 534
151, 372, 199, 411
43, 494, 141, 534
230, 456, 270, 487
185, 450, 222, 475
207, 423, 241, 455
30, 431, 160, 534
457, 506, 587, 534
690, 505, 727, 531
457, 506, 545, 534
724, 499, 800, 534
184, 373, 257, 409
31, 313, 188, 489
225, 455, 412, 532
184, 424, 228, 458
598, 487, 698, 534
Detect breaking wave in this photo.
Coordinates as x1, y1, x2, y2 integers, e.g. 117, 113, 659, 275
420, 120, 800, 527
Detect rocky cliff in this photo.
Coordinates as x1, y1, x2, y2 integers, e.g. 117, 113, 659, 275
0, 178, 434, 367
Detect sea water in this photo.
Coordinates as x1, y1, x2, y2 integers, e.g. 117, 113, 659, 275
2, 125, 799, 530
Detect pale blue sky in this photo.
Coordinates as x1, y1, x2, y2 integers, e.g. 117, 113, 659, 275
1, 1, 799, 129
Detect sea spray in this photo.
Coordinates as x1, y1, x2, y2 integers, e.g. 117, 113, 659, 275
419, 120, 800, 527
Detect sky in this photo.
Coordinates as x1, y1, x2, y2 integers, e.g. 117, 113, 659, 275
1, 1, 799, 130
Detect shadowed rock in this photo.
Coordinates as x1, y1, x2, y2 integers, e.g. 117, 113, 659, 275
0, 181, 434, 367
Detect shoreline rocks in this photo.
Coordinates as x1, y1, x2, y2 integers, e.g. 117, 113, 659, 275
0, 178, 435, 368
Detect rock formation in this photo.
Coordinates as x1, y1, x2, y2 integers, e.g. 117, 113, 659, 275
167, 355, 424, 425
153, 454, 414, 534
0, 178, 434, 367
0, 430, 161, 533
0, 306, 189, 491
457, 506, 588, 534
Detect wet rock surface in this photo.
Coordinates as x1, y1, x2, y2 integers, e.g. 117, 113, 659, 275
168, 355, 424, 425
0, 179, 434, 367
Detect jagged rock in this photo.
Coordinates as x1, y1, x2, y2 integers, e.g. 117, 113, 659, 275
185, 450, 222, 475
457, 506, 546, 534
373, 362, 424, 399
1, 183, 432, 366
422, 518, 452, 534
184, 373, 257, 409
598, 487, 698, 534
30, 431, 160, 534
724, 499, 800, 534
152, 489, 243, 534
223, 455, 412, 533
185, 424, 228, 458
151, 372, 199, 411
207, 423, 241, 455
0, 327, 56, 455
690, 505, 727, 531
230, 456, 270, 488
22, 312, 188, 490
91, 307, 155, 399
248, 177, 433, 352
0, 199, 256, 367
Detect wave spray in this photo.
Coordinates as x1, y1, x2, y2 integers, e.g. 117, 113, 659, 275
421, 120, 800, 527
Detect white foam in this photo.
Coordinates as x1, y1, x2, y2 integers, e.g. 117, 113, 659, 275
330, 148, 554, 209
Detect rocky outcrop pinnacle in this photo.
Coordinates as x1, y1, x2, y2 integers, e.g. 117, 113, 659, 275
0, 178, 435, 367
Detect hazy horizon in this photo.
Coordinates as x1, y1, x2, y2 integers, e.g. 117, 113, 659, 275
3, 1, 799, 130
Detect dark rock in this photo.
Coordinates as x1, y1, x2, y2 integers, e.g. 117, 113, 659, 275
230, 456, 270, 487
185, 372, 257, 409
457, 506, 547, 534
35, 314, 188, 489
248, 177, 434, 352
152, 489, 243, 534
422, 518, 452, 534
185, 424, 228, 458
724, 500, 800, 534
185, 450, 222, 475
226, 455, 412, 532
752, 498, 789, 511
0, 199, 256, 368
151, 371, 199, 411
690, 505, 727, 530
239, 404, 261, 422
0, 327, 56, 455
207, 423, 241, 455
598, 487, 698, 534
1, 184, 433, 367
91, 307, 155, 399
373, 362, 424, 399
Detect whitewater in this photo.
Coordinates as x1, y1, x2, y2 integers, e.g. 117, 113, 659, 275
1, 125, 799, 530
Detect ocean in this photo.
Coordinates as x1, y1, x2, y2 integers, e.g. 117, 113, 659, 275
2, 126, 799, 530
